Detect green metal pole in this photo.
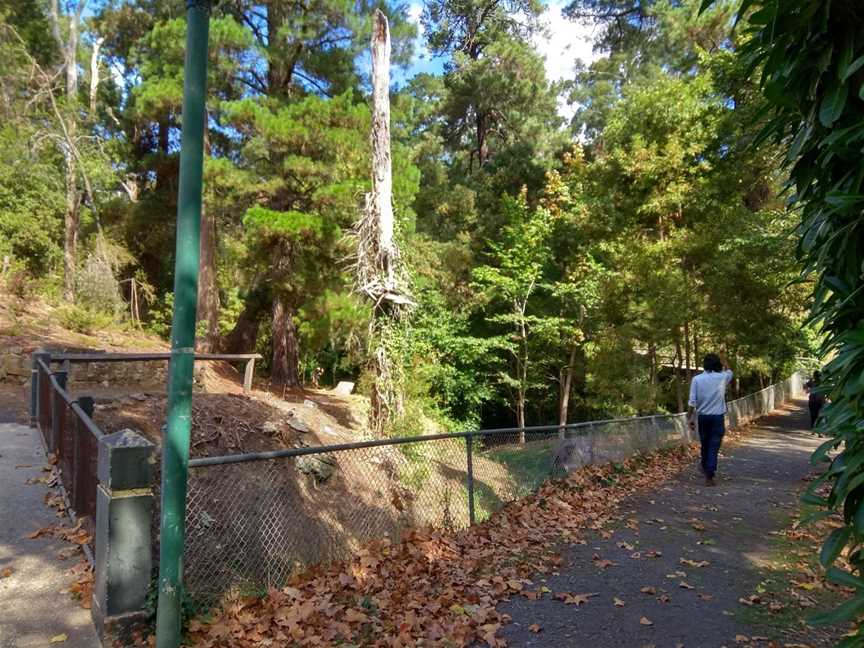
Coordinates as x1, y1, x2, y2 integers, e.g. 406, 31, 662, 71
155, 2, 210, 646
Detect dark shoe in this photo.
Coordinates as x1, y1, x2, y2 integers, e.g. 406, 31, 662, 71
705, 476, 716, 487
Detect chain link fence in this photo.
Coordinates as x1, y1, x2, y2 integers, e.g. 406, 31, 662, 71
182, 373, 804, 602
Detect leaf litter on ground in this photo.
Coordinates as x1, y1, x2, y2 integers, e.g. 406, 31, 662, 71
181, 443, 698, 647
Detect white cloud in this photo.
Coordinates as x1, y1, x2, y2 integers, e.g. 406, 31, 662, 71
407, 2, 424, 30
399, 0, 600, 111
534, 0, 600, 119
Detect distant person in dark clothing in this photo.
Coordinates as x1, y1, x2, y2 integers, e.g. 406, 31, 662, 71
805, 371, 826, 429
688, 351, 733, 487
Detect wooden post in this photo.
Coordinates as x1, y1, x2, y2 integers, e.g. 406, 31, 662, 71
243, 358, 255, 393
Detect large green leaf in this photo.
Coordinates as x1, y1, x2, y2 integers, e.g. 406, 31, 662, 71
820, 80, 850, 127
819, 526, 852, 567
810, 591, 864, 626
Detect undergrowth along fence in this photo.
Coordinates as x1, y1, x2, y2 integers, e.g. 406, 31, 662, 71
183, 372, 804, 602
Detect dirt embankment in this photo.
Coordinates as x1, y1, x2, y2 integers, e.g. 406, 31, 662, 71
0, 287, 533, 601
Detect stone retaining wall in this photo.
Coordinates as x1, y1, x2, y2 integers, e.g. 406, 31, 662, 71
0, 349, 169, 388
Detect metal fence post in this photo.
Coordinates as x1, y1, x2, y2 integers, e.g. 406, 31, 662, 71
32, 351, 50, 430
157, 2, 212, 646
466, 433, 476, 526
30, 350, 46, 426
50, 367, 68, 454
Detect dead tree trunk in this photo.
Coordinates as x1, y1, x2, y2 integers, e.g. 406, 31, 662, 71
89, 36, 104, 114
356, 10, 411, 435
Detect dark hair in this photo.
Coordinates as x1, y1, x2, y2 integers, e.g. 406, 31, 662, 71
703, 353, 723, 372
813, 370, 822, 382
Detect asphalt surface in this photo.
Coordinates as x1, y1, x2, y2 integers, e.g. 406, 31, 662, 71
498, 400, 819, 648
0, 420, 99, 648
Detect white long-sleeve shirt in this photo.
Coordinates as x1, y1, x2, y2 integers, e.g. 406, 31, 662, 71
688, 369, 733, 415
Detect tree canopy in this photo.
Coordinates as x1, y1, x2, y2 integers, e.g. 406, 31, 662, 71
0, 0, 815, 433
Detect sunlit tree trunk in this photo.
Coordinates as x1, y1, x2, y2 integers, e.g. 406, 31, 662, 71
674, 334, 684, 412
196, 203, 220, 352
358, 11, 410, 435
196, 132, 220, 352
558, 343, 578, 439
50, 0, 86, 301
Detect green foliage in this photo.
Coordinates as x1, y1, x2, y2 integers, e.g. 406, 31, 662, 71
0, 125, 64, 275
147, 293, 175, 340
0, 0, 817, 448
701, 0, 864, 637
57, 304, 115, 335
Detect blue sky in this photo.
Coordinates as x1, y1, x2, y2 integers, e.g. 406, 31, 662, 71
398, 0, 600, 117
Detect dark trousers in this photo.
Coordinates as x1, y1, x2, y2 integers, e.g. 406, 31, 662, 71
698, 414, 725, 478
808, 394, 825, 428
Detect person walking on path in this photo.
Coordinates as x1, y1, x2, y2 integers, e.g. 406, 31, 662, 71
804, 370, 826, 428
688, 351, 733, 486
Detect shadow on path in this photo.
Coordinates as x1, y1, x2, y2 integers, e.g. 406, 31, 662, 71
0, 422, 99, 648
497, 400, 821, 648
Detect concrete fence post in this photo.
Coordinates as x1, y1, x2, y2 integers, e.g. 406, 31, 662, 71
92, 429, 156, 635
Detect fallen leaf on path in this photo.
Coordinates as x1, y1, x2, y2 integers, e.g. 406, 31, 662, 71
14, 464, 33, 469
739, 595, 761, 606
735, 635, 749, 643
614, 597, 625, 607
640, 616, 654, 626
554, 592, 597, 606
593, 558, 614, 570
617, 541, 634, 551
49, 634, 68, 643
645, 550, 662, 558
697, 593, 714, 601
679, 581, 695, 590
26, 527, 51, 539
657, 594, 671, 603
680, 558, 710, 568
0, 568, 12, 578
528, 624, 541, 633
640, 586, 656, 595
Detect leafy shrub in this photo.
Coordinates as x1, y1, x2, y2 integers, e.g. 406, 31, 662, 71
75, 247, 126, 316
57, 305, 114, 335
704, 0, 864, 633
147, 293, 174, 339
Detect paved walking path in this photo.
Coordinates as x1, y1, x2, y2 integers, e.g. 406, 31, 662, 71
0, 421, 99, 648
499, 399, 820, 648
